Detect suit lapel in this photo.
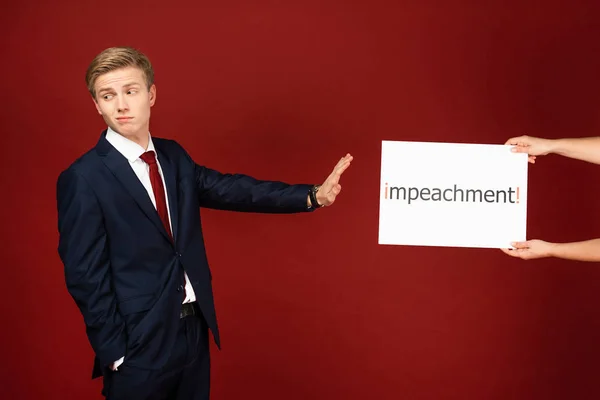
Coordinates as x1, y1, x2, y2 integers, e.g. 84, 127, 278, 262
96, 132, 173, 244
156, 143, 179, 244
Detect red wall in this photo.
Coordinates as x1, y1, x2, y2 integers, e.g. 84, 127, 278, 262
2, 1, 600, 399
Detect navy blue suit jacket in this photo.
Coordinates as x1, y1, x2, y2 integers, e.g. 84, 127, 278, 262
56, 131, 312, 378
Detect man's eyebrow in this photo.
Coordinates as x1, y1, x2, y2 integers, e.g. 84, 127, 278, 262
122, 82, 142, 88
97, 87, 114, 95
97, 82, 142, 94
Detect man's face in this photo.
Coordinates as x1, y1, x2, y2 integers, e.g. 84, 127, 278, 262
93, 66, 156, 142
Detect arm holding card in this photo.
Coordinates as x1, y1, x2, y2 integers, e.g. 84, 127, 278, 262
502, 135, 600, 262
504, 135, 600, 165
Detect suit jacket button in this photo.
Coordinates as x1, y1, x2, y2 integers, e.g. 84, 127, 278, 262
177, 285, 183, 292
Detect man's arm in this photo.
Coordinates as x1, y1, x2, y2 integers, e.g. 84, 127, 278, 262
175, 142, 352, 212
57, 168, 126, 368
505, 135, 600, 165
194, 164, 315, 213
502, 238, 600, 262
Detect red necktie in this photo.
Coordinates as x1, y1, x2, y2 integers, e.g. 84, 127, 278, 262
140, 151, 173, 241
140, 151, 187, 302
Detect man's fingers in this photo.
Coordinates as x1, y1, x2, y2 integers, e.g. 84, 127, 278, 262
333, 161, 352, 174
324, 163, 350, 187
323, 174, 341, 193
324, 185, 342, 204
333, 154, 353, 170
511, 241, 529, 249
321, 154, 352, 197
336, 160, 352, 175
334, 158, 344, 169
335, 156, 353, 173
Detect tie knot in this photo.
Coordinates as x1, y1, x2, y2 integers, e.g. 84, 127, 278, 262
140, 151, 157, 165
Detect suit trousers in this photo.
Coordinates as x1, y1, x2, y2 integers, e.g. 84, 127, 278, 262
105, 305, 210, 400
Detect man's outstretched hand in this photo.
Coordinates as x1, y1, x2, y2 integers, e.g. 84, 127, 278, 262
313, 153, 353, 207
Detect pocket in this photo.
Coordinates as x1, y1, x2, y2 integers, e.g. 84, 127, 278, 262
108, 363, 152, 399
118, 293, 156, 316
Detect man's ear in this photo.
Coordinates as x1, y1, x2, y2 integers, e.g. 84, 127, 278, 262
149, 84, 157, 107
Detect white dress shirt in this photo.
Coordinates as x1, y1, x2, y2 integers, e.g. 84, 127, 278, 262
105, 127, 196, 369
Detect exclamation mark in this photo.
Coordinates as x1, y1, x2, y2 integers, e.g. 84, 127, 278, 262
385, 182, 388, 199
516, 187, 520, 203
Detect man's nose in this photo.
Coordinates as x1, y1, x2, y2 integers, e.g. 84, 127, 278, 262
116, 94, 129, 112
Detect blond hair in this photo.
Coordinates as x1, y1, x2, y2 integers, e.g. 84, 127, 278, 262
85, 47, 154, 98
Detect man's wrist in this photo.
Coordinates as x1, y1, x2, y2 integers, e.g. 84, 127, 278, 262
308, 185, 323, 209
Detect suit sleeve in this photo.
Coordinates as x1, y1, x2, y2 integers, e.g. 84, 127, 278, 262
56, 168, 126, 367
194, 164, 314, 213
171, 139, 314, 212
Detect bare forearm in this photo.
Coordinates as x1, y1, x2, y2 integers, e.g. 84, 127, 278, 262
550, 137, 600, 165
550, 238, 600, 262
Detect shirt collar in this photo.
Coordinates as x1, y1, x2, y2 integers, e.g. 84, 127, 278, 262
105, 126, 156, 163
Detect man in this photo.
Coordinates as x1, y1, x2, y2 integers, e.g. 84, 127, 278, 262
56, 46, 353, 400
502, 135, 600, 261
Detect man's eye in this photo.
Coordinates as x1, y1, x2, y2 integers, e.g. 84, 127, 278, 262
127, 89, 137, 95
103, 94, 113, 100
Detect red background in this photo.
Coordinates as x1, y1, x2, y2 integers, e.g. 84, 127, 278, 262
2, 1, 600, 399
